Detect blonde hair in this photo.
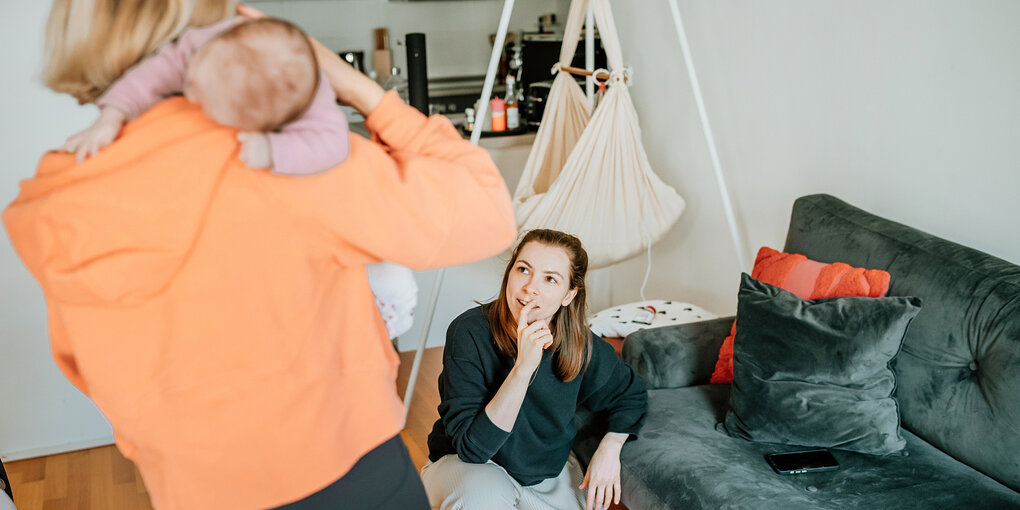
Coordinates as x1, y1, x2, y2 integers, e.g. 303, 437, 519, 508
485, 229, 592, 382
189, 18, 318, 132
43, 0, 235, 104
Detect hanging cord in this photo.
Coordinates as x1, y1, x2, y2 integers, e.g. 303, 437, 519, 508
634, 63, 651, 302
639, 232, 652, 301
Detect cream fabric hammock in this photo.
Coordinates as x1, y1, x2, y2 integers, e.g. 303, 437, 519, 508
513, 0, 686, 269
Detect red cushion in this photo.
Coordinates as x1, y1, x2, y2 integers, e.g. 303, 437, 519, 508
710, 247, 891, 383
603, 337, 625, 357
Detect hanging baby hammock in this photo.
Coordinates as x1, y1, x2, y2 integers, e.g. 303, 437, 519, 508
512, 0, 686, 269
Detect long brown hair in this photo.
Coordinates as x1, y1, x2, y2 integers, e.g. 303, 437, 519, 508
485, 229, 591, 382
43, 0, 235, 104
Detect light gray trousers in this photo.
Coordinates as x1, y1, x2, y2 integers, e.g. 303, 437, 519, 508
420, 453, 586, 510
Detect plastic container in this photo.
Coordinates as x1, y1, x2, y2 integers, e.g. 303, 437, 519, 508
490, 98, 507, 132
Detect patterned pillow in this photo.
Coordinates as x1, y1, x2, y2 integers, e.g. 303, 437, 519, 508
710, 246, 891, 383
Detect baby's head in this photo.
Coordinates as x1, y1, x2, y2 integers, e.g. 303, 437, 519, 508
185, 18, 318, 132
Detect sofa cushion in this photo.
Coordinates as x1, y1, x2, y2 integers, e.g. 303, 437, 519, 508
622, 317, 734, 389
723, 274, 921, 455
574, 385, 1020, 509
785, 194, 1020, 491
711, 246, 891, 383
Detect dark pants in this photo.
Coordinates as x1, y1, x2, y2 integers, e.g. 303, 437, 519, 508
0, 459, 11, 502
272, 434, 428, 510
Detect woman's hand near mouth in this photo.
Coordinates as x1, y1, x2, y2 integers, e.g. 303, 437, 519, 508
515, 300, 552, 376
484, 300, 554, 431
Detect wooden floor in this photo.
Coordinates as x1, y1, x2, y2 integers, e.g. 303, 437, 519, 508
4, 347, 444, 510
6, 347, 625, 509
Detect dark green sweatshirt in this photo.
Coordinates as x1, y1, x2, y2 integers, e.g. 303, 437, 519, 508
427, 306, 647, 486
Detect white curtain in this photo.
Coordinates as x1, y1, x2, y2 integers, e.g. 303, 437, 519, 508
513, 0, 686, 269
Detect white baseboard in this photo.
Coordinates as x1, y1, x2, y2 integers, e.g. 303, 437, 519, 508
0, 435, 115, 462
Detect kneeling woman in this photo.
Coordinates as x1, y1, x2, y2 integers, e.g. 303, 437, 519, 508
422, 229, 648, 510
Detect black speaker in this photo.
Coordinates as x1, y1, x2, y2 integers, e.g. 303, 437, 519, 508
405, 33, 429, 115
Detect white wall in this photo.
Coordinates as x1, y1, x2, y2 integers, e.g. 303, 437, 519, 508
0, 0, 567, 460
0, 2, 116, 461
608, 0, 1020, 316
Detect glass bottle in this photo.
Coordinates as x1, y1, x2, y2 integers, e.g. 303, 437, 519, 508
505, 76, 520, 130
383, 66, 408, 103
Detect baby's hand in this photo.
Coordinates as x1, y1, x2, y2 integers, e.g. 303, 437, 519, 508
60, 107, 127, 162
238, 132, 273, 170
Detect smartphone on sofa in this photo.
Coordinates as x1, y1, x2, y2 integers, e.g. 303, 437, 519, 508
766, 449, 839, 475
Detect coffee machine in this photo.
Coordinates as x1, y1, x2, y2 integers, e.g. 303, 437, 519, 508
519, 32, 607, 127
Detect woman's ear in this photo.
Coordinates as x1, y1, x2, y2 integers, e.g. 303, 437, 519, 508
561, 287, 578, 307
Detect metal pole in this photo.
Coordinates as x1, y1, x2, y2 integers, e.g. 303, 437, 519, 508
471, 0, 516, 145
406, 0, 516, 424
402, 267, 445, 420
585, 2, 595, 108
667, 0, 751, 271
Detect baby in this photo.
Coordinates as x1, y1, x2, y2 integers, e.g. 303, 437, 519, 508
62, 16, 417, 338
63, 17, 348, 175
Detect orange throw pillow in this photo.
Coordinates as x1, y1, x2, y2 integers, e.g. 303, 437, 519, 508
710, 247, 891, 383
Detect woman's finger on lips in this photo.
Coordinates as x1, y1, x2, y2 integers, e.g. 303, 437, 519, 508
517, 301, 536, 330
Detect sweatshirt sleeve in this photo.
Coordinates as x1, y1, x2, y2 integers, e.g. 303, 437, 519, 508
267, 73, 350, 175
436, 319, 511, 464
282, 90, 517, 270
96, 18, 234, 119
578, 334, 648, 438
96, 43, 191, 120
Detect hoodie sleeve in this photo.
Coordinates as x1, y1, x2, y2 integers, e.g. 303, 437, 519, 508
436, 317, 511, 463
578, 334, 648, 438
96, 19, 233, 121
275, 90, 517, 270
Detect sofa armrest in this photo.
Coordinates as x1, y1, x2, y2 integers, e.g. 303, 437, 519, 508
621, 316, 734, 389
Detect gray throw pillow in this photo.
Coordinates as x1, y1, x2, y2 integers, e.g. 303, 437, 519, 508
724, 273, 922, 455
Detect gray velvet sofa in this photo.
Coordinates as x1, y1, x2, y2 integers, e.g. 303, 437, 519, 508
574, 194, 1020, 509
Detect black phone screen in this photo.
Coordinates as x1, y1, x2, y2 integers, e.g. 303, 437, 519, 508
767, 449, 838, 473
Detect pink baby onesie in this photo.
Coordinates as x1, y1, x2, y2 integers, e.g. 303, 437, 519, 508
97, 17, 349, 175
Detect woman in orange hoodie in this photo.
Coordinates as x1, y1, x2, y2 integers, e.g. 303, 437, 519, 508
3, 3, 517, 509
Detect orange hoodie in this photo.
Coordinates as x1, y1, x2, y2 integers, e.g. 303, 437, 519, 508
3, 91, 516, 509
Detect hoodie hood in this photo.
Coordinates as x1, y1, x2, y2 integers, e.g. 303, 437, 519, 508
3, 98, 238, 306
